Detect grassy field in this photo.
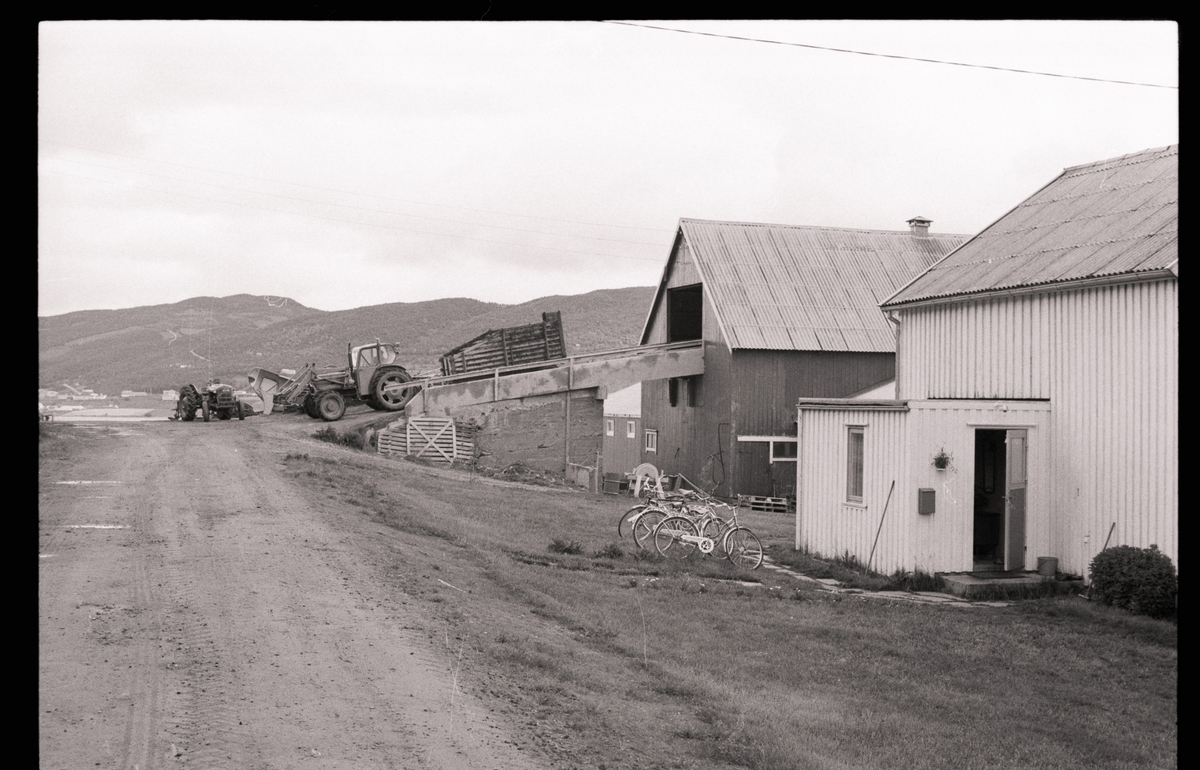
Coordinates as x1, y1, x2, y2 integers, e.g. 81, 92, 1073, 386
284, 444, 1177, 770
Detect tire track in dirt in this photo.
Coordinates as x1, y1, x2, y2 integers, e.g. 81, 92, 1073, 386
41, 425, 171, 769
44, 419, 552, 770
151, 425, 254, 769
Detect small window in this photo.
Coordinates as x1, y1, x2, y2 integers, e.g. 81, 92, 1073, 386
626, 420, 636, 439
846, 427, 864, 503
644, 429, 658, 454
669, 377, 696, 408
605, 419, 614, 437
771, 440, 798, 462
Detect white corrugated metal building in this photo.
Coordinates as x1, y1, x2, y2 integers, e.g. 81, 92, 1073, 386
796, 145, 1177, 578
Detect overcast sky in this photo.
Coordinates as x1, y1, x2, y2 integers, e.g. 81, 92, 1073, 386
37, 20, 1178, 318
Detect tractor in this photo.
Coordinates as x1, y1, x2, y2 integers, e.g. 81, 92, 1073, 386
171, 380, 246, 422
247, 340, 419, 422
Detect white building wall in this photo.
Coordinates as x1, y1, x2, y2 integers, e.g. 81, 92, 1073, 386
1048, 279, 1178, 575
796, 407, 910, 575
798, 400, 1053, 575
897, 279, 1177, 575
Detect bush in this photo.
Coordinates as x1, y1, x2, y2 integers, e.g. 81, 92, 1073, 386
548, 539, 584, 555
1089, 544, 1177, 619
593, 543, 623, 560
313, 426, 365, 450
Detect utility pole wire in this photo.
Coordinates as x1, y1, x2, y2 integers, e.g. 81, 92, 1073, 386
602, 21, 1178, 90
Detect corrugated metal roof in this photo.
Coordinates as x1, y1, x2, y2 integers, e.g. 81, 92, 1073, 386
678, 219, 966, 352
884, 145, 1178, 307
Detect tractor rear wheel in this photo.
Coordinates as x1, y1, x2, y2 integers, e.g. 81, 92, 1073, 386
369, 367, 418, 412
317, 391, 346, 422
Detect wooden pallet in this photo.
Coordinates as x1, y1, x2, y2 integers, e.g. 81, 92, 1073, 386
737, 495, 794, 513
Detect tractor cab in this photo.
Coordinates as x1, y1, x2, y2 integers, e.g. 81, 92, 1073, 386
347, 341, 405, 400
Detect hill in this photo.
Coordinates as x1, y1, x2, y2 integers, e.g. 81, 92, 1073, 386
38, 288, 657, 396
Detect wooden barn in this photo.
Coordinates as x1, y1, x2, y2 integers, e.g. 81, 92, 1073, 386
795, 145, 1178, 578
637, 217, 967, 497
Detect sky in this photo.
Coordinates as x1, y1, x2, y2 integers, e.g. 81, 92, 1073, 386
37, 20, 1178, 318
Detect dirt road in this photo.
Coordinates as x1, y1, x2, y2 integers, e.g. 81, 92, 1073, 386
39, 419, 548, 770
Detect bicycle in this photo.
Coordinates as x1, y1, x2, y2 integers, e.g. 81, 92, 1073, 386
651, 501, 763, 569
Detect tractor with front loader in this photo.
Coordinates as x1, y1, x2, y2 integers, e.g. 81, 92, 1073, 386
247, 340, 420, 422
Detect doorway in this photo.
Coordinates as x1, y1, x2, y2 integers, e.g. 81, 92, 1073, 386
973, 430, 1006, 571
973, 428, 1028, 572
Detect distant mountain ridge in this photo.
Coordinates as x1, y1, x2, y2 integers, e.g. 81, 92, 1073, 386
38, 288, 657, 395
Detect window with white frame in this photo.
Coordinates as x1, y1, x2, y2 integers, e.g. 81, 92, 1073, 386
771, 439, 798, 462
605, 419, 614, 437
644, 429, 658, 453
626, 420, 636, 439
846, 426, 865, 503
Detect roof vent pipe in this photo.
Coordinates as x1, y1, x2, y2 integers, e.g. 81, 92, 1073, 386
907, 216, 932, 236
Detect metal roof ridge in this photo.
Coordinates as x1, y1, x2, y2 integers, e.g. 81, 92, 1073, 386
1059, 144, 1178, 175
678, 217, 969, 238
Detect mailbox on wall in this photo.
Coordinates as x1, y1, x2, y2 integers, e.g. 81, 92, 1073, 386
918, 488, 936, 515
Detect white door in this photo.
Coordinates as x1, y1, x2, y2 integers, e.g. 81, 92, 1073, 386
1004, 430, 1027, 571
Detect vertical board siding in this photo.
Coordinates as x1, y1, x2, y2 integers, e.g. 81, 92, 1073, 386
906, 401, 1052, 573
901, 297, 1054, 400
797, 408, 910, 575
897, 280, 1176, 575
1051, 280, 1178, 575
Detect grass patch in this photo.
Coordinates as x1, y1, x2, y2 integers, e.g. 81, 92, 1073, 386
283, 457, 1177, 770
880, 569, 946, 592
767, 545, 892, 590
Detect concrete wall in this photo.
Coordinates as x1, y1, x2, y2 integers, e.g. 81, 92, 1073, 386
443, 390, 603, 476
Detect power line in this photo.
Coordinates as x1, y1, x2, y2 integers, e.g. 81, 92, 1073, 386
39, 139, 674, 234
601, 21, 1178, 90
41, 167, 671, 264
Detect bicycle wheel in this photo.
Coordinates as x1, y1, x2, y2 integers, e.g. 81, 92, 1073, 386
617, 504, 648, 539
724, 527, 763, 569
631, 508, 667, 549
654, 516, 700, 559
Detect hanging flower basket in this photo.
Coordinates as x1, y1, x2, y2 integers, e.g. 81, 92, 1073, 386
932, 448, 953, 471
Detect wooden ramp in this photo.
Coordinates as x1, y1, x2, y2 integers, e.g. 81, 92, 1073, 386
406, 339, 704, 417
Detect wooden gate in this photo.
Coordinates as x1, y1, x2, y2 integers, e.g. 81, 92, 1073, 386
377, 417, 477, 463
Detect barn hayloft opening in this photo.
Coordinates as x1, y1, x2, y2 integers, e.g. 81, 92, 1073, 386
667, 284, 703, 342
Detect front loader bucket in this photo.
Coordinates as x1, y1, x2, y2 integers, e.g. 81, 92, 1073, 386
247, 368, 289, 416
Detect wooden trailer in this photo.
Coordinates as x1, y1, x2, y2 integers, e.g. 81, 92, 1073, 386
439, 311, 567, 375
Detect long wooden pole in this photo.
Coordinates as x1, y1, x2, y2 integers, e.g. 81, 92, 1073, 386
866, 480, 896, 574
